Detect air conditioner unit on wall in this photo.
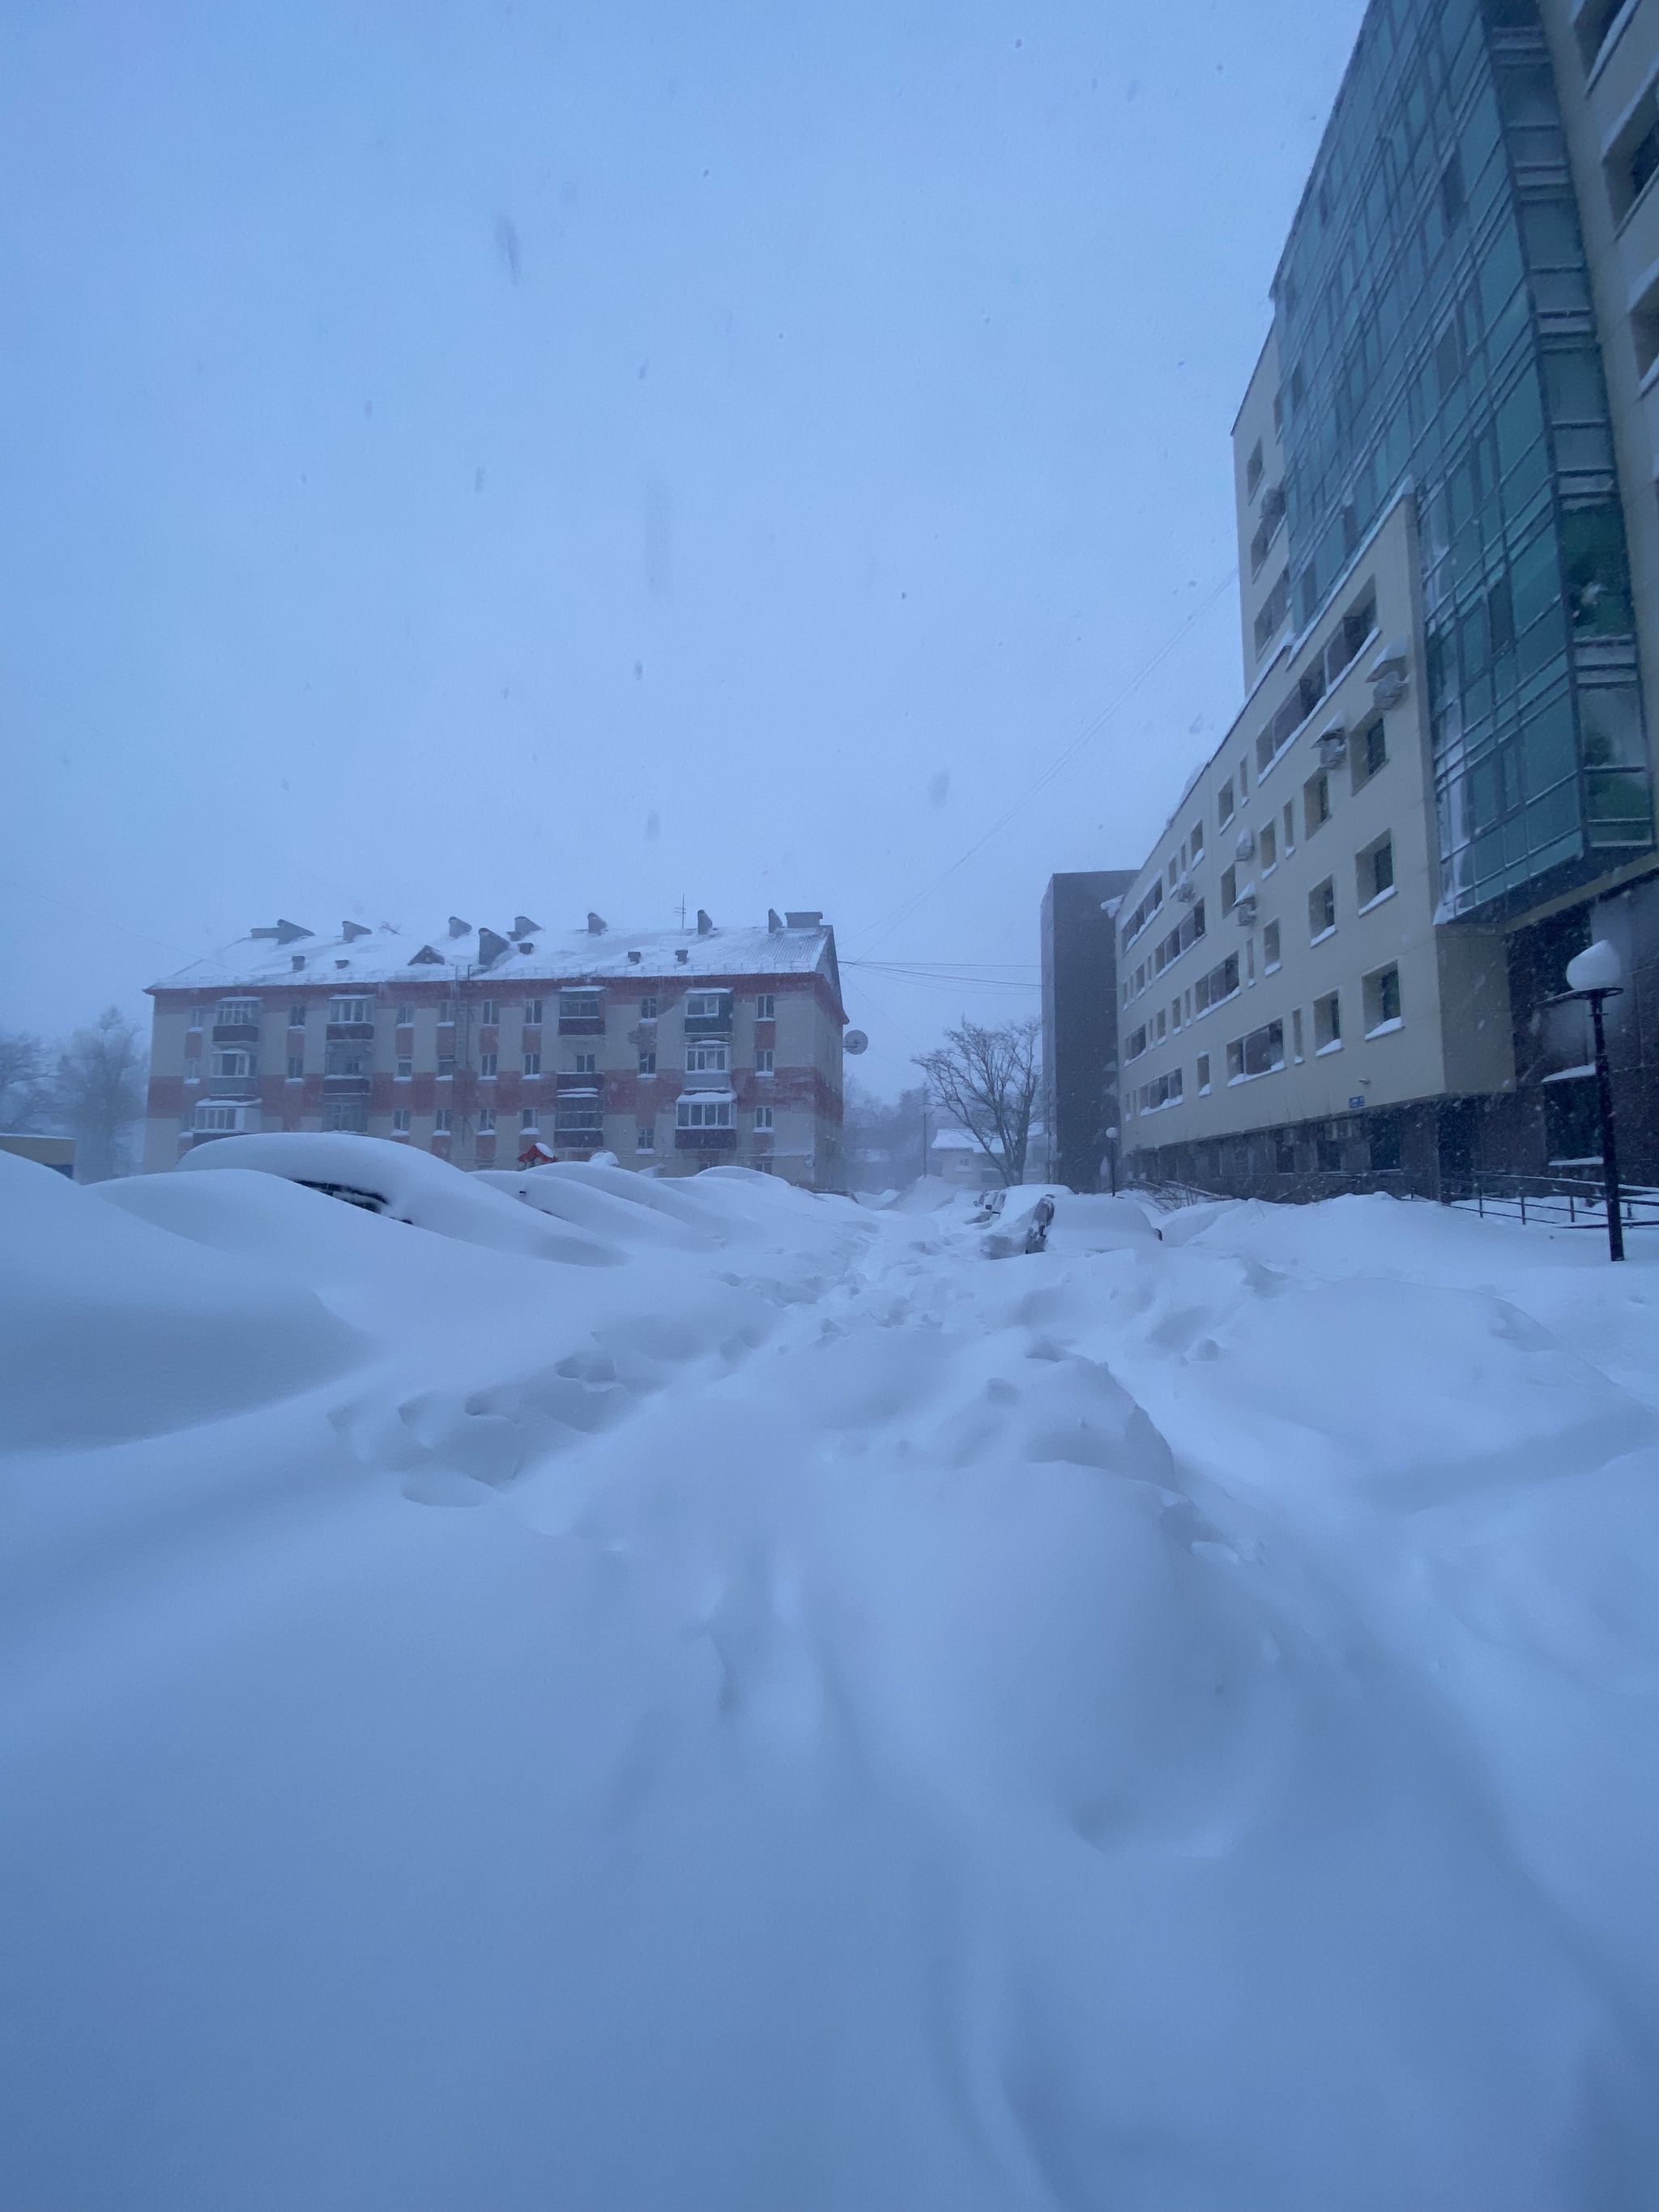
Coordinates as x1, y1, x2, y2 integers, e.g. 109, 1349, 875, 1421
1316, 726, 1347, 768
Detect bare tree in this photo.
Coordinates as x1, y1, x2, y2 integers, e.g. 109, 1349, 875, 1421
915, 1017, 1041, 1187
0, 1031, 53, 1132
53, 1008, 149, 1182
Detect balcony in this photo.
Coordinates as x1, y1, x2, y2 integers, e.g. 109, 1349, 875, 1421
557, 1015, 604, 1036
211, 1023, 260, 1045
557, 1072, 603, 1096
326, 1021, 376, 1042
322, 1076, 372, 1096
675, 1127, 737, 1151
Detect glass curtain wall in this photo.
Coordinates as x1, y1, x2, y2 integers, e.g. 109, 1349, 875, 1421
1272, 0, 1652, 918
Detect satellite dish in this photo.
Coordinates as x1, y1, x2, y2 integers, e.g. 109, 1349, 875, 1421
844, 1028, 868, 1055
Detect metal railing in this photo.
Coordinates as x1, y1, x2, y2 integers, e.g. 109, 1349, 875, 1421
1443, 1173, 1659, 1231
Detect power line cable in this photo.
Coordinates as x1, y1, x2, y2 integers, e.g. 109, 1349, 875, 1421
852, 565, 1238, 956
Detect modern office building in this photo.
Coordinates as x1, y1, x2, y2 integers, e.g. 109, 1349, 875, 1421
144, 909, 847, 1189
1039, 870, 1138, 1190
1121, 0, 1657, 1195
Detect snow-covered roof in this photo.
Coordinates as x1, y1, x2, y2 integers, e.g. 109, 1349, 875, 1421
149, 915, 842, 998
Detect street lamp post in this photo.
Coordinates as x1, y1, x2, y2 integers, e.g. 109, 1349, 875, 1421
1555, 941, 1625, 1264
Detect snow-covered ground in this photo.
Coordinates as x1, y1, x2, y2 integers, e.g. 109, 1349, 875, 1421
4, 1140, 1658, 2211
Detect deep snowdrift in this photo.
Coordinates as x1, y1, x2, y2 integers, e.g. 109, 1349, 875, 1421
3, 1143, 1658, 2211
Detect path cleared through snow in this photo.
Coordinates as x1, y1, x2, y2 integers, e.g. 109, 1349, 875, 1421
3, 1141, 1658, 2211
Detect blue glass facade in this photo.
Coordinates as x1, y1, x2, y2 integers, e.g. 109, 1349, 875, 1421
1273, 0, 1653, 918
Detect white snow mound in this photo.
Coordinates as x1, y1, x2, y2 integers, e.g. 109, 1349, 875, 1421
3, 1170, 1659, 2210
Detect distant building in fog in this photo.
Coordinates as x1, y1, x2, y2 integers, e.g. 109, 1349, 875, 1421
143, 908, 847, 1189
1039, 871, 1137, 1191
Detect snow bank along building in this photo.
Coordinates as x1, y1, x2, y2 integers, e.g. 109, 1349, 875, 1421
1113, 0, 1658, 1197
143, 909, 847, 1190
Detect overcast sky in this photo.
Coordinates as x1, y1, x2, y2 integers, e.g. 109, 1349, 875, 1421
2, 0, 1364, 1097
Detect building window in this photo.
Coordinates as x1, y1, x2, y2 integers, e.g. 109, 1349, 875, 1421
437, 1055, 455, 1078
559, 991, 603, 1024
637, 1125, 655, 1152
676, 1097, 734, 1129
435, 1110, 452, 1135
437, 1000, 455, 1025
1363, 965, 1402, 1034
396, 1056, 412, 1080
477, 1107, 496, 1133
1218, 779, 1235, 826
1309, 877, 1336, 940
211, 1051, 254, 1078
556, 1104, 603, 1137
330, 996, 372, 1024
395, 1002, 415, 1025
392, 1108, 411, 1136
1225, 1020, 1285, 1083
1353, 719, 1388, 789
1193, 952, 1240, 1013
1282, 801, 1295, 854
685, 991, 724, 1020
1576, 0, 1629, 71
523, 1053, 540, 1076
1196, 1054, 1211, 1094
1189, 817, 1204, 857
523, 999, 543, 1025
188, 1007, 204, 1032
193, 1102, 250, 1132
756, 994, 775, 1020
185, 1057, 201, 1083
571, 1052, 596, 1074
216, 999, 259, 1025
1314, 992, 1341, 1053
1246, 438, 1264, 497
1263, 921, 1282, 972
1604, 79, 1659, 224
287, 1056, 304, 1080
639, 996, 659, 1021
326, 1042, 369, 1076
521, 1109, 538, 1130
639, 1051, 657, 1076
754, 1105, 774, 1132
1220, 864, 1238, 914
1303, 771, 1331, 837
289, 1005, 308, 1029
685, 1043, 728, 1073
322, 1100, 369, 1132
1260, 820, 1277, 872
479, 1053, 497, 1078
1292, 1008, 1304, 1061
755, 1049, 774, 1074
1357, 834, 1395, 909
480, 999, 499, 1024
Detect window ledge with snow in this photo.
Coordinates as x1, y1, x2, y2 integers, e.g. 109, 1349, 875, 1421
1542, 1063, 1597, 1083
1357, 885, 1397, 917
1316, 1038, 1344, 1057
1364, 1017, 1404, 1039
1310, 925, 1337, 948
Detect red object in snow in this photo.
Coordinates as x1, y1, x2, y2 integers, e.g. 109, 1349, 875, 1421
518, 1140, 556, 1168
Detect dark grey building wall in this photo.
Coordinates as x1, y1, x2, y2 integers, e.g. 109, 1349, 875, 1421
1040, 870, 1137, 1192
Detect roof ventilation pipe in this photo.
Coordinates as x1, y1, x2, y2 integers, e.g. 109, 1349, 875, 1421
448, 916, 471, 939
514, 915, 543, 936
587, 912, 608, 936
696, 910, 714, 935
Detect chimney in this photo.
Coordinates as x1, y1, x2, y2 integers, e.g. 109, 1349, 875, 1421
587, 912, 608, 936
251, 918, 313, 944
477, 927, 510, 968
514, 914, 542, 937
448, 916, 471, 939
696, 909, 713, 935
627, 948, 643, 964
343, 921, 372, 941
768, 908, 783, 932
784, 910, 823, 928
291, 954, 306, 970
675, 948, 689, 964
